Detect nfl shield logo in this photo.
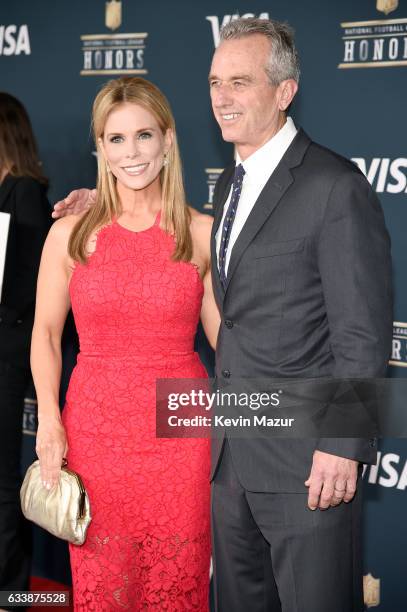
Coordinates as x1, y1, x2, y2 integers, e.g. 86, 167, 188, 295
106, 0, 122, 31
376, 0, 398, 15
363, 573, 380, 608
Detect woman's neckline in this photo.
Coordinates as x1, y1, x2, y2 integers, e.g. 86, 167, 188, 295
114, 209, 161, 234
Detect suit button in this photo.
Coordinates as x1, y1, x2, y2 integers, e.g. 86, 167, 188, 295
222, 369, 231, 378
225, 319, 233, 329
369, 439, 377, 448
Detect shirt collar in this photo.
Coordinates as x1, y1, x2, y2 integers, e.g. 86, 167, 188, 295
236, 117, 297, 179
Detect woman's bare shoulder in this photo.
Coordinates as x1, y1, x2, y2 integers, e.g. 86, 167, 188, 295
50, 213, 82, 234
46, 214, 82, 249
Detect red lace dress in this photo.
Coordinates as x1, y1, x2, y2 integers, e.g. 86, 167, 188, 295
63, 212, 211, 611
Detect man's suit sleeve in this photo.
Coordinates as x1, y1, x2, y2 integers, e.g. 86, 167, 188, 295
316, 170, 393, 462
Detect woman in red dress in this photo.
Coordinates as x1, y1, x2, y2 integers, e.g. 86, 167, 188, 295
31, 77, 219, 611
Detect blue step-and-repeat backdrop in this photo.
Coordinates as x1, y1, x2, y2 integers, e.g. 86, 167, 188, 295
2, 1, 406, 610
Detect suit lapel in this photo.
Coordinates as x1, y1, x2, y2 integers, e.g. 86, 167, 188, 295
212, 165, 234, 238
211, 165, 234, 305
224, 128, 311, 294
224, 162, 293, 292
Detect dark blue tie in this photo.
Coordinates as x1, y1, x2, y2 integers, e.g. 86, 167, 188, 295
218, 163, 245, 288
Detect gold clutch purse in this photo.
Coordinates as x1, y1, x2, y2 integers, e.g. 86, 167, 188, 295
20, 459, 91, 545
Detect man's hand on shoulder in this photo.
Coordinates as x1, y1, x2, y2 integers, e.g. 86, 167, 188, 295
305, 450, 358, 511
52, 188, 97, 219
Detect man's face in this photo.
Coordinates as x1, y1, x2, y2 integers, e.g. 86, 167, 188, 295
209, 35, 285, 160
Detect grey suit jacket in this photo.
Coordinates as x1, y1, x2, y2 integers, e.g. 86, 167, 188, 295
210, 129, 393, 492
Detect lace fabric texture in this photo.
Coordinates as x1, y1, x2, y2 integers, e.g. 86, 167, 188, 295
63, 216, 211, 610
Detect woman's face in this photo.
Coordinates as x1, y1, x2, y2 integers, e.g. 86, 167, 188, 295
100, 102, 172, 191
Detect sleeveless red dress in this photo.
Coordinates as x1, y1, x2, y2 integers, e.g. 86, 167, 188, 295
63, 212, 211, 611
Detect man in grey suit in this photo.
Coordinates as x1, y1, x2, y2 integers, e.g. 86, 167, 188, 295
54, 16, 392, 612
208, 17, 392, 612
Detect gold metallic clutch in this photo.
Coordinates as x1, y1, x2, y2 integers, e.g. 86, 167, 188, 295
20, 459, 91, 545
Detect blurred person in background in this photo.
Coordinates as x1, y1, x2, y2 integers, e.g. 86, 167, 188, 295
0, 92, 51, 603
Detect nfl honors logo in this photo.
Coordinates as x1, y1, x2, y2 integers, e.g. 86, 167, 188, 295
363, 573, 380, 608
80, 1, 148, 76
23, 397, 37, 436
377, 0, 398, 15
338, 0, 407, 69
390, 322, 407, 367
106, 0, 122, 30
204, 168, 224, 210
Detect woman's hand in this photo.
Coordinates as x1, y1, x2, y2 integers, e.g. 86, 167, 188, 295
36, 415, 68, 489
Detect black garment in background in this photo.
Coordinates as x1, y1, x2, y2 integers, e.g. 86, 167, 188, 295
0, 175, 51, 594
0, 362, 31, 596
0, 175, 51, 368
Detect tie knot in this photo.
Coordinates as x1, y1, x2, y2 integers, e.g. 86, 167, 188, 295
233, 163, 245, 185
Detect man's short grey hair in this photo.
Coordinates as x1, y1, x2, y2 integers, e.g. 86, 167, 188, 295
220, 17, 300, 85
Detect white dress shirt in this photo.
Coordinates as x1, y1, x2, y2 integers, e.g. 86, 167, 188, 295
215, 117, 298, 274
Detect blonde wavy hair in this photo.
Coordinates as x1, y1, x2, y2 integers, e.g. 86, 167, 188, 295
68, 77, 192, 263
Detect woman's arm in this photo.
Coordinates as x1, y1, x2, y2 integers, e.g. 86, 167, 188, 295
190, 210, 220, 350
201, 265, 220, 350
31, 217, 75, 489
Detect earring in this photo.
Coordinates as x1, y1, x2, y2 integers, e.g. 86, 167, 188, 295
106, 163, 112, 173
163, 153, 169, 167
